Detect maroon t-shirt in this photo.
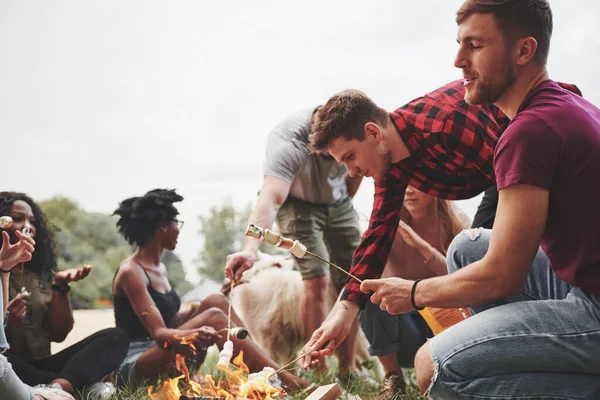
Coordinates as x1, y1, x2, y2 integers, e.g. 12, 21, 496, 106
494, 80, 600, 294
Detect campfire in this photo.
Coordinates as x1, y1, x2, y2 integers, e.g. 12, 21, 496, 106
148, 333, 286, 400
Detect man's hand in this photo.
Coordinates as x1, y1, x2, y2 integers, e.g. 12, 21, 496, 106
300, 302, 357, 370
361, 277, 414, 314
0, 230, 35, 272
224, 251, 256, 283
54, 265, 92, 285
6, 292, 29, 325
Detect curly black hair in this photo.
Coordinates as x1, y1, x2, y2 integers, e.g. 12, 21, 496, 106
0, 191, 57, 273
113, 189, 183, 247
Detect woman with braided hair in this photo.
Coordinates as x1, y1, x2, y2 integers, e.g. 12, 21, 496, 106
112, 189, 309, 390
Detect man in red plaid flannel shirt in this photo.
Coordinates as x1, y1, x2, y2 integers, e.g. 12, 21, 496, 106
299, 77, 581, 374
296, 79, 503, 369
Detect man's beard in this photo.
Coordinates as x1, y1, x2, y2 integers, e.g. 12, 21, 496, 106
465, 59, 516, 105
375, 151, 393, 184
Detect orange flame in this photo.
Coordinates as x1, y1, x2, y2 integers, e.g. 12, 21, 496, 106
148, 337, 286, 400
174, 332, 199, 355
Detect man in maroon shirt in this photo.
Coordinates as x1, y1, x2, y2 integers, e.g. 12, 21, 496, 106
301, 0, 600, 399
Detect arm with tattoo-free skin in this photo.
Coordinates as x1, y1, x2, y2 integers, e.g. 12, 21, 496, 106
360, 185, 548, 314
224, 176, 292, 283
395, 220, 448, 278
48, 265, 92, 342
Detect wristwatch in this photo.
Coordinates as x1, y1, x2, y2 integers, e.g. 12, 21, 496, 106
52, 283, 71, 293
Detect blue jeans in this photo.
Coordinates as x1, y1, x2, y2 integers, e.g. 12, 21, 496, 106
359, 299, 431, 368
0, 355, 32, 400
429, 229, 600, 400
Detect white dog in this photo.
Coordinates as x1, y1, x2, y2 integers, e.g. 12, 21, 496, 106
230, 252, 382, 378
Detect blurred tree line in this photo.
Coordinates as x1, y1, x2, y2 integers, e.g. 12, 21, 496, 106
40, 196, 193, 309
38, 196, 277, 308
195, 200, 285, 283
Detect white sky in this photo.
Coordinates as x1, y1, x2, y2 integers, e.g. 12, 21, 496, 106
2, 1, 599, 282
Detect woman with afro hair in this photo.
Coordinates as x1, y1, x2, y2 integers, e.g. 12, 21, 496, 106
112, 189, 309, 390
0, 191, 129, 397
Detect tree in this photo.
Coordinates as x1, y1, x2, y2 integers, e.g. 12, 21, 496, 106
195, 200, 287, 282
39, 196, 193, 308
162, 250, 193, 295
196, 200, 250, 282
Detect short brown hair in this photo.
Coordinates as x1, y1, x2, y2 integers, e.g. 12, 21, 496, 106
456, 0, 552, 65
309, 90, 388, 154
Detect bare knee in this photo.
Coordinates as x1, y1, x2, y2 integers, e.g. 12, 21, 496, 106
199, 307, 228, 329
201, 293, 229, 312
414, 342, 435, 394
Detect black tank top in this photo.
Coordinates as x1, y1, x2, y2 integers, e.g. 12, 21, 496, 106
113, 262, 181, 341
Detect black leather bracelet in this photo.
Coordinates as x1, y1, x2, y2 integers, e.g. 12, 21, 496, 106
411, 279, 425, 311
0, 268, 11, 273
52, 283, 71, 293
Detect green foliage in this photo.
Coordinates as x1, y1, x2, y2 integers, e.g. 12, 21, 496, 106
104, 348, 427, 399
195, 199, 289, 283
196, 200, 250, 282
39, 196, 193, 309
162, 250, 193, 295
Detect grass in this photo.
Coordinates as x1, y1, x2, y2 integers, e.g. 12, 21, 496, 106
96, 348, 428, 400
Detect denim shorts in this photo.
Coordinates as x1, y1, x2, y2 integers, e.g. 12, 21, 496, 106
117, 341, 155, 383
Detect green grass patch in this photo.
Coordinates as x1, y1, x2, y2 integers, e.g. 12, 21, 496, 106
100, 349, 428, 400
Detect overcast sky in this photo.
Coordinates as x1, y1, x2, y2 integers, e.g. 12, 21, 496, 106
2, 1, 599, 282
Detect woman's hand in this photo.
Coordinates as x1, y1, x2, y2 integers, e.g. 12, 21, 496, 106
0, 230, 35, 272
6, 292, 30, 325
195, 326, 220, 347
54, 265, 92, 285
397, 221, 429, 250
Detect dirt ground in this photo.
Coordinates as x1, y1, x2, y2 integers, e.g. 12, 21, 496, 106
51, 309, 115, 353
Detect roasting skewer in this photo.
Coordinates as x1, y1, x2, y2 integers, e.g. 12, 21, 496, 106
245, 224, 363, 283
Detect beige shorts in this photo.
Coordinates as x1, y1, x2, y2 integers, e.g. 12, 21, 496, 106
276, 197, 361, 292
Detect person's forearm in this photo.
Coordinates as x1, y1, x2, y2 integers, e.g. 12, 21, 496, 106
418, 245, 448, 277
324, 299, 359, 323
48, 292, 74, 341
242, 195, 283, 253
414, 257, 518, 308
153, 326, 208, 347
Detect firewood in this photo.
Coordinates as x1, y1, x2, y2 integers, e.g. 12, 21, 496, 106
304, 383, 342, 400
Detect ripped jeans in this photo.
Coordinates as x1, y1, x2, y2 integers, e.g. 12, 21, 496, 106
428, 229, 600, 400
0, 354, 32, 400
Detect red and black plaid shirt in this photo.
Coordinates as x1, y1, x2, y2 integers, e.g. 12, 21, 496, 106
342, 80, 582, 306
342, 80, 503, 305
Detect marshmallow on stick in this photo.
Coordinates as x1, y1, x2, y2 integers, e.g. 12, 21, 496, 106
216, 340, 234, 370
0, 216, 13, 229
245, 224, 307, 258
